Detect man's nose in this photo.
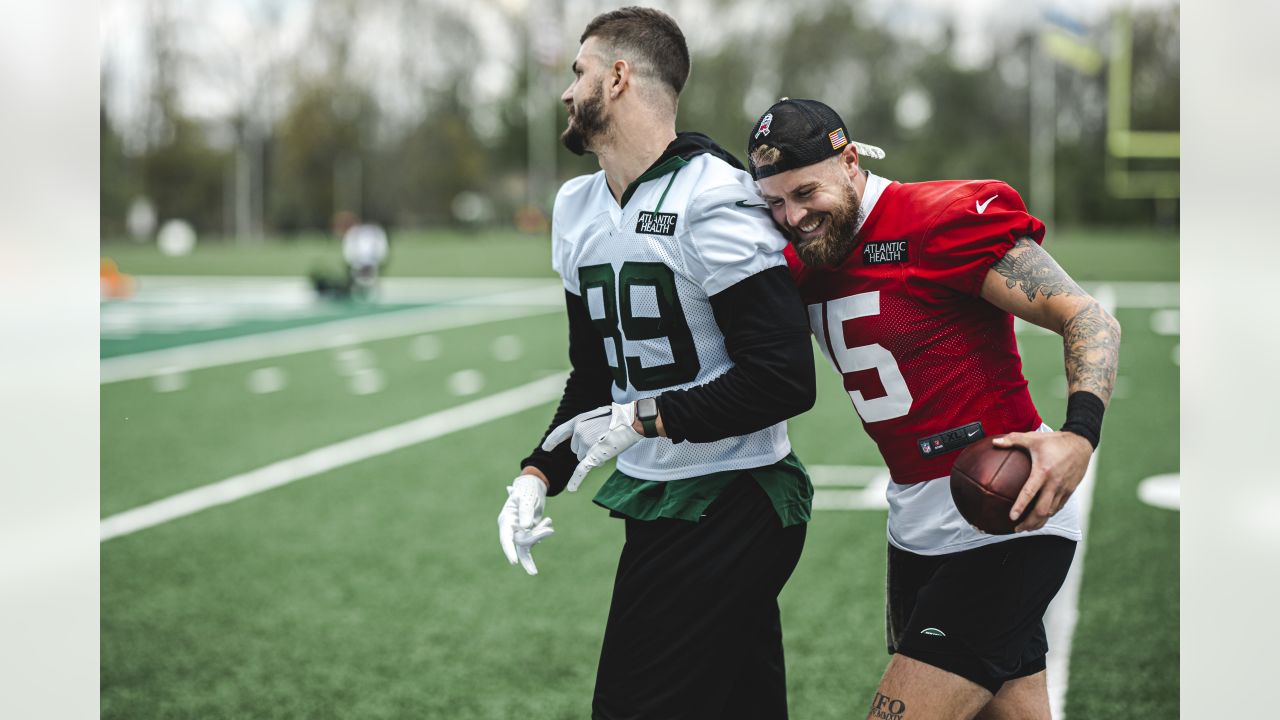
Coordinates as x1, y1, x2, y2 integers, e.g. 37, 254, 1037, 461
785, 202, 806, 228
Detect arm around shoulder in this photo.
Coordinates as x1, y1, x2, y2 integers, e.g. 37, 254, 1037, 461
657, 266, 816, 443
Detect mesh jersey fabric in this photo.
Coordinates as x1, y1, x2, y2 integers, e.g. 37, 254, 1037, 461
551, 152, 792, 481
787, 172, 1081, 553
788, 173, 1045, 486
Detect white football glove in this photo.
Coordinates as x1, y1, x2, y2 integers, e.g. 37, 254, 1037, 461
497, 474, 555, 575
542, 402, 644, 492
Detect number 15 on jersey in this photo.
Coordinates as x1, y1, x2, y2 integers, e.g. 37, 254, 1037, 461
808, 291, 913, 423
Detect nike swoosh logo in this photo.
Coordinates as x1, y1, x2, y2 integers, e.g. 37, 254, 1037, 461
967, 429, 980, 437
976, 195, 997, 214
735, 200, 768, 208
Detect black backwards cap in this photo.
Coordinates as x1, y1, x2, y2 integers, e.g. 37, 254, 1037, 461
746, 98, 885, 180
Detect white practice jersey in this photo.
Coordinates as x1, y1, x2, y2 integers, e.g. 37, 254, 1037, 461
552, 153, 792, 481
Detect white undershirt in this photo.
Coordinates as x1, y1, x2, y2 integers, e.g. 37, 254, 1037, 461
885, 424, 1083, 555
854, 171, 891, 236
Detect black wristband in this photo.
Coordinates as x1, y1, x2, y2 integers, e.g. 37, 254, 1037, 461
1060, 391, 1105, 449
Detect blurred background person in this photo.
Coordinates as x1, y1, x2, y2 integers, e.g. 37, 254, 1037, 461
309, 210, 388, 299
338, 210, 389, 298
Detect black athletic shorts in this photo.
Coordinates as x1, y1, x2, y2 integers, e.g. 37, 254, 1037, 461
886, 535, 1077, 694
592, 477, 807, 720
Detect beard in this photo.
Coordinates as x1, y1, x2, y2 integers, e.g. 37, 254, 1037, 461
785, 183, 865, 268
560, 86, 609, 156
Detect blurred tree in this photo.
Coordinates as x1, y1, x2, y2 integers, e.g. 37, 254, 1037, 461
100, 106, 138, 239
1129, 7, 1180, 134
132, 1, 228, 238
271, 82, 368, 234
680, 2, 1031, 192
138, 116, 228, 233
100, 0, 1179, 238
372, 101, 492, 229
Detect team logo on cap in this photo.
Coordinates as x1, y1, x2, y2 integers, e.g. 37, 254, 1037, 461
755, 113, 773, 139
829, 127, 848, 150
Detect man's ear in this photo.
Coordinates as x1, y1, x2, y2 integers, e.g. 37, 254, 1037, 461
609, 59, 629, 99
840, 144, 861, 178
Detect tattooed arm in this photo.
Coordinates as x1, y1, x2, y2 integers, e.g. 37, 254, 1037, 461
978, 237, 1122, 531
981, 237, 1122, 404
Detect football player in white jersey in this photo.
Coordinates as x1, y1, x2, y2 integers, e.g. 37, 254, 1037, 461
494, 8, 818, 719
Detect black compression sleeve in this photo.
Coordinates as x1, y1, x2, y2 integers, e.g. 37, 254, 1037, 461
656, 266, 816, 443
519, 290, 615, 495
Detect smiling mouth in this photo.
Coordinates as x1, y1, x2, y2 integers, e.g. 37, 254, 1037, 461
794, 215, 827, 239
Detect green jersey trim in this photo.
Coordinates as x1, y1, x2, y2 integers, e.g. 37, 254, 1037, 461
653, 168, 682, 213
592, 452, 813, 527
619, 155, 690, 208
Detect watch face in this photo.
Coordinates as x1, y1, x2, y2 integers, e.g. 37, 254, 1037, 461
638, 397, 658, 418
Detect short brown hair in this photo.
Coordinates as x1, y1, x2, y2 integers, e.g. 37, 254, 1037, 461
581, 7, 690, 97
749, 144, 783, 170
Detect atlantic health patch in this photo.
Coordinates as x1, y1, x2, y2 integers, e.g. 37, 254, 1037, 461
635, 211, 678, 236
863, 239, 908, 265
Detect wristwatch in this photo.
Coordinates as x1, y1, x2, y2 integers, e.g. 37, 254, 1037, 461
636, 397, 660, 438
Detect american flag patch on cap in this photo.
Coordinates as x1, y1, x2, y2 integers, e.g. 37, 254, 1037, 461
829, 127, 848, 150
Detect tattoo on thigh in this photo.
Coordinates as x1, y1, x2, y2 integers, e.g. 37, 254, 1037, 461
870, 692, 908, 720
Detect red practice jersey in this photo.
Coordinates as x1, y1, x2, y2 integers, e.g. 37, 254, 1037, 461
788, 176, 1046, 485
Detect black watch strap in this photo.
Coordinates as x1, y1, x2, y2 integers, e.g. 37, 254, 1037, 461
636, 397, 660, 438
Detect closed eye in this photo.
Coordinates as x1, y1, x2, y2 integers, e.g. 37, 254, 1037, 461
793, 183, 819, 199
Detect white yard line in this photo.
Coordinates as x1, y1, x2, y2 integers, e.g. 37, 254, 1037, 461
1043, 282, 1117, 719
100, 303, 558, 384
100, 372, 567, 542
130, 275, 556, 287
122, 276, 562, 306
102, 279, 1174, 385
1044, 452, 1099, 720
808, 464, 892, 511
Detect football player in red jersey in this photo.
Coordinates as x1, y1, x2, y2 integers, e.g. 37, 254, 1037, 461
745, 99, 1121, 720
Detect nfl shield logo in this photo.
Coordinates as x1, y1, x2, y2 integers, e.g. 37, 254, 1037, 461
920, 441, 931, 454
755, 113, 773, 139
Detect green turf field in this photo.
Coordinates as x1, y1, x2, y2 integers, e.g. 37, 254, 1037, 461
101, 232, 1178, 719
101, 225, 1177, 281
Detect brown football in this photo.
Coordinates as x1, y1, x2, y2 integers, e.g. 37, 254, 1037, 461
949, 436, 1034, 535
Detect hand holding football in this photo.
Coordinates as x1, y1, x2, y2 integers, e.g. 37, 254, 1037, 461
949, 436, 1035, 535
